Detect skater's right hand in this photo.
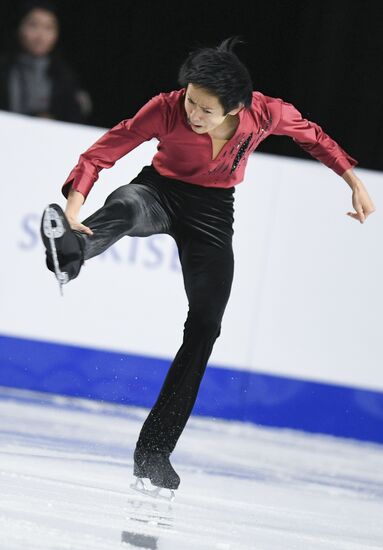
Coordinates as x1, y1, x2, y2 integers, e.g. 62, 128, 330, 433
65, 189, 94, 235
66, 215, 94, 236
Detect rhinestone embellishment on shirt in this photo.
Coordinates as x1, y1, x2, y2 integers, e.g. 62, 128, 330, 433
230, 132, 253, 173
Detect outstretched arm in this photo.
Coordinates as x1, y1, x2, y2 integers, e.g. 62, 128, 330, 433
271, 99, 376, 223
342, 168, 375, 224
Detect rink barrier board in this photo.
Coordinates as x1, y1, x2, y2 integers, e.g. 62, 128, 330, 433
1, 333, 382, 444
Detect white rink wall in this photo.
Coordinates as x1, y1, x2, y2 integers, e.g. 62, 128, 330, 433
0, 110, 382, 442
1, 111, 382, 388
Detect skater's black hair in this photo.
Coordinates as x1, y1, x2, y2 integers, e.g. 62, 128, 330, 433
178, 36, 253, 115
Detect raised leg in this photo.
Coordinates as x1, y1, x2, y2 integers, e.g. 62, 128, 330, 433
79, 183, 172, 260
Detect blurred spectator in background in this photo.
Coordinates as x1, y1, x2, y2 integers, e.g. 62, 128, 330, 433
0, 1, 92, 123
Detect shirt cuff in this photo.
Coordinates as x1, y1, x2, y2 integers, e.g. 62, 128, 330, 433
332, 154, 358, 177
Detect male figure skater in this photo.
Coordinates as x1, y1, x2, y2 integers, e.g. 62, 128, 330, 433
40, 37, 375, 494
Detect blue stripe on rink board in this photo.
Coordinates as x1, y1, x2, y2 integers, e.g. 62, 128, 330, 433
1, 334, 382, 444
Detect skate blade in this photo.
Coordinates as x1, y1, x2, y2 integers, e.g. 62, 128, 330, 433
130, 478, 175, 502
43, 207, 69, 296
43, 207, 66, 239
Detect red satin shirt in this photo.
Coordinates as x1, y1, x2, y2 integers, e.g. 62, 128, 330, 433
62, 88, 357, 199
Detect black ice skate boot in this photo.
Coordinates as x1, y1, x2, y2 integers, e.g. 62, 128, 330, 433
40, 204, 84, 294
132, 446, 180, 500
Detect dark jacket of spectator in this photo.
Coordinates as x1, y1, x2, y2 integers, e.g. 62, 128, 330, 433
0, 1, 91, 124
0, 52, 87, 123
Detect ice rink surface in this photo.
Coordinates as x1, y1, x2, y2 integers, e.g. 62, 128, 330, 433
0, 387, 382, 550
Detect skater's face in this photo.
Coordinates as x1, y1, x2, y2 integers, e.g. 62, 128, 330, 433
18, 8, 59, 57
184, 83, 242, 135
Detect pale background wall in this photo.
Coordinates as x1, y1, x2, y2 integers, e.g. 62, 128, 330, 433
1, 111, 382, 392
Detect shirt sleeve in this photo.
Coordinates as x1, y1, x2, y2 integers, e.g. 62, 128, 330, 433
62, 94, 167, 199
271, 99, 358, 176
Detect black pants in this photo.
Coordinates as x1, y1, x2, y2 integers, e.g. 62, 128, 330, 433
80, 165, 235, 454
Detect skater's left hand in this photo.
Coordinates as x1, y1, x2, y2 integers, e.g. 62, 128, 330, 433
343, 170, 375, 224
347, 183, 375, 224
